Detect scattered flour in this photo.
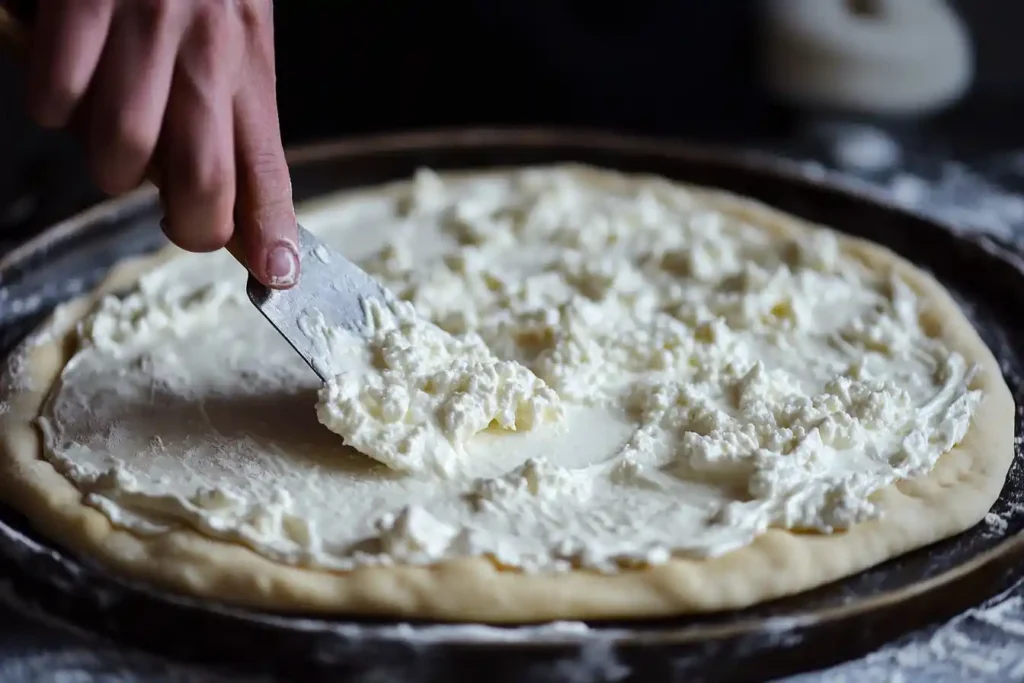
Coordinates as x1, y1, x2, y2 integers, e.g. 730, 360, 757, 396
887, 164, 1024, 243
983, 511, 1009, 535
801, 588, 1024, 682
0, 277, 85, 322
804, 121, 1024, 244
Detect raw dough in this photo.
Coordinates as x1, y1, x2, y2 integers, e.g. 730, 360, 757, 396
0, 166, 1014, 622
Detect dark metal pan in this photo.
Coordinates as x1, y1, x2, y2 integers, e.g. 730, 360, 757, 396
0, 128, 1022, 683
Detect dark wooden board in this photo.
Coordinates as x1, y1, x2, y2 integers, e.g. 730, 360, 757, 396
0, 129, 1022, 683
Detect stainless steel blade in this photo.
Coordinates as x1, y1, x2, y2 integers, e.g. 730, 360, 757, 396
246, 224, 390, 382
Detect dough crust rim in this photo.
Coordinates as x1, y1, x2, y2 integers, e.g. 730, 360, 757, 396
0, 165, 1014, 623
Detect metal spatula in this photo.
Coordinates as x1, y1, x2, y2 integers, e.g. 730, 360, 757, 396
0, 9, 394, 382
246, 225, 392, 382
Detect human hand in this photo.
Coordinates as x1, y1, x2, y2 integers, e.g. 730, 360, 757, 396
25, 0, 299, 288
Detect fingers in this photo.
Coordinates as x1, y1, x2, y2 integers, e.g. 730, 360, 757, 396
156, 4, 239, 253
232, 1, 299, 289
27, 0, 113, 128
85, 1, 188, 195
25, 0, 292, 275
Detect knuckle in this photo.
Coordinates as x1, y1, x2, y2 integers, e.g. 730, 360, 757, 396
130, 0, 175, 31
181, 3, 233, 80
191, 1, 230, 43
67, 0, 112, 21
233, 0, 270, 31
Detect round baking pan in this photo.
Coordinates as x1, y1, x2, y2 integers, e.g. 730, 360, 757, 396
0, 128, 1022, 683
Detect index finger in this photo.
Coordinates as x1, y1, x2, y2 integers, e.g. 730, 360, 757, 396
231, 2, 297, 289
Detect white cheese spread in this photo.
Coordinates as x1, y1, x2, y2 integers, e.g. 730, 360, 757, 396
313, 299, 563, 476
36, 167, 982, 573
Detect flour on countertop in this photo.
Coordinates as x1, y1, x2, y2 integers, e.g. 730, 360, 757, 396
0, 277, 85, 322
801, 587, 1024, 682
888, 164, 1024, 242
983, 511, 1009, 535
795, 122, 1024, 244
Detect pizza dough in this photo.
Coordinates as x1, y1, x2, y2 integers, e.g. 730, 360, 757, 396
0, 166, 1014, 622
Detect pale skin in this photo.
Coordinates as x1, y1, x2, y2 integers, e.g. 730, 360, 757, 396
24, 0, 300, 289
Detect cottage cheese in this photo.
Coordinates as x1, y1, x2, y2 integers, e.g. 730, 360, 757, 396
36, 167, 981, 573
313, 299, 563, 476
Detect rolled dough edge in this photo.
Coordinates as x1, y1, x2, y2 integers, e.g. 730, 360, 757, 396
0, 165, 1014, 623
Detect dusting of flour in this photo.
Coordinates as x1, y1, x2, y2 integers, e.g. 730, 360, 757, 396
798, 587, 1024, 682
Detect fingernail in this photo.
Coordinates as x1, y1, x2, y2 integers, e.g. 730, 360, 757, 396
266, 242, 299, 287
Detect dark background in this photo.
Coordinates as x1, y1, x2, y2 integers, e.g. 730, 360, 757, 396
2, 1, 1024, 244
269, 1, 1024, 143
272, 2, 768, 140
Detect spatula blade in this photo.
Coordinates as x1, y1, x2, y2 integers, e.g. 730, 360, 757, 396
246, 224, 390, 382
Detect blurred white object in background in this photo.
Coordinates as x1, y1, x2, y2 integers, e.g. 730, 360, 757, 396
824, 122, 902, 171
760, 0, 974, 117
